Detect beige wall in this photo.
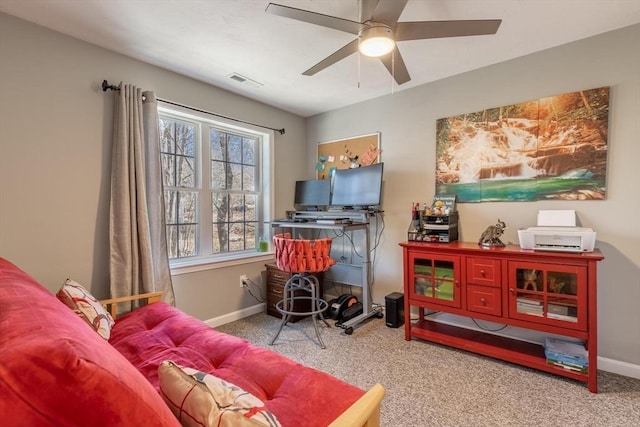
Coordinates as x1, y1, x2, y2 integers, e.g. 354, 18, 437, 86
0, 13, 305, 320
307, 24, 640, 372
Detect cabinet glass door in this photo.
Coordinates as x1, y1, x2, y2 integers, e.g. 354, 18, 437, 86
409, 253, 460, 308
509, 262, 586, 330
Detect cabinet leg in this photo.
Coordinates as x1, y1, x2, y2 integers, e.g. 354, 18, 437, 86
588, 374, 598, 393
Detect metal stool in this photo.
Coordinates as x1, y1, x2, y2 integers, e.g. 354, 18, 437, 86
269, 233, 335, 349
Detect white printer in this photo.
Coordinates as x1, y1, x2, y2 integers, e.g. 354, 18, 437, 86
518, 210, 596, 253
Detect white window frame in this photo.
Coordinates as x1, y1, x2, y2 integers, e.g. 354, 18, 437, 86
158, 102, 274, 274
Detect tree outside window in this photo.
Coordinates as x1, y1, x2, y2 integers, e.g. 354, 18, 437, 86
160, 118, 197, 259
159, 111, 264, 262
210, 130, 258, 254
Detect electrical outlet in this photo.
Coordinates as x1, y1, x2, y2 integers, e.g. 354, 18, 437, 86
239, 274, 248, 288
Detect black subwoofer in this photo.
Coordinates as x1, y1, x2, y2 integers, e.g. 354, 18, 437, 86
385, 292, 404, 328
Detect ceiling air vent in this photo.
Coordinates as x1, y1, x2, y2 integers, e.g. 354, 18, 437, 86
227, 73, 263, 89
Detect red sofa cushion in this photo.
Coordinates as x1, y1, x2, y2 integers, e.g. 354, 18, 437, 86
0, 258, 180, 427
110, 301, 366, 427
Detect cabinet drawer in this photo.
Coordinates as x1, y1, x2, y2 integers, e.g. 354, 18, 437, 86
467, 285, 501, 316
267, 282, 286, 300
467, 258, 501, 287
267, 268, 291, 285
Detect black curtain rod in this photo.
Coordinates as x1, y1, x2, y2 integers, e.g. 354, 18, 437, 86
101, 80, 285, 135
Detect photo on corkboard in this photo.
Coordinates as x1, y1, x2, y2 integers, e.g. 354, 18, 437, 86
435, 87, 609, 202
316, 133, 381, 179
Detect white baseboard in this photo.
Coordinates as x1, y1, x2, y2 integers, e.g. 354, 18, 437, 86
204, 303, 265, 328
598, 356, 640, 379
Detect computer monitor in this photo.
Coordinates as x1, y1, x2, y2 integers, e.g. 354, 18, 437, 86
294, 179, 331, 211
330, 162, 384, 210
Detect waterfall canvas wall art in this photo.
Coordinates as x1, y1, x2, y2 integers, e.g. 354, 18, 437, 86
435, 87, 609, 203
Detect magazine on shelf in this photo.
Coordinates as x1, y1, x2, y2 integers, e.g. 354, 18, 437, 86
544, 338, 588, 369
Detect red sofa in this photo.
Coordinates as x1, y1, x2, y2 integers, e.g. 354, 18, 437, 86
0, 258, 383, 426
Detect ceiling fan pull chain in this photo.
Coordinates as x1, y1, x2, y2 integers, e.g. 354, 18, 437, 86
391, 50, 395, 94
358, 51, 361, 89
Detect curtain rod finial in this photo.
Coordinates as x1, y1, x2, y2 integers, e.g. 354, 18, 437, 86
102, 80, 120, 92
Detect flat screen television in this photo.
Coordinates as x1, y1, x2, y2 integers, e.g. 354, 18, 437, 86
294, 179, 331, 211
330, 162, 384, 210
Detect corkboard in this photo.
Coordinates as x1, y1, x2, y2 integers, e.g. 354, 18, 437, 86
316, 133, 381, 179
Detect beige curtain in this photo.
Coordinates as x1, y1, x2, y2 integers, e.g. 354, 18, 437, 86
109, 84, 175, 311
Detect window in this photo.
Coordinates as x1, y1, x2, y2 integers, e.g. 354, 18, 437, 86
158, 104, 273, 267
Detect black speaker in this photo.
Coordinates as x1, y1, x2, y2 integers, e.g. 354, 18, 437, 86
385, 292, 404, 328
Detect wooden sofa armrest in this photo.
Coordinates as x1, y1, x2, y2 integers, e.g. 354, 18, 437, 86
328, 383, 385, 427
100, 291, 165, 319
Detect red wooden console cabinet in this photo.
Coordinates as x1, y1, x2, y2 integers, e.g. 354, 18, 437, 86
399, 241, 604, 392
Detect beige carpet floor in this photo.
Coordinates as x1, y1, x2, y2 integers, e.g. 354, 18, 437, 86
216, 312, 640, 427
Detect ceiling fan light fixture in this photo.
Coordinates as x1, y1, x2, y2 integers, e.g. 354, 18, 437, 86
359, 24, 395, 57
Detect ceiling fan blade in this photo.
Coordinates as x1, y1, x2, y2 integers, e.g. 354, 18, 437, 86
302, 39, 360, 76
395, 20, 502, 41
371, 0, 409, 26
266, 3, 364, 35
379, 49, 411, 85
358, 0, 379, 22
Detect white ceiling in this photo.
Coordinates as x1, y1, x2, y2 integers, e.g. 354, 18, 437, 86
1, 0, 639, 117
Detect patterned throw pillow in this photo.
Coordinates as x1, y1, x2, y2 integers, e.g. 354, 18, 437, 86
158, 361, 281, 427
56, 279, 115, 340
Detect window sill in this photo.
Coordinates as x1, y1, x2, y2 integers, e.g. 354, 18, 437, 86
170, 252, 275, 276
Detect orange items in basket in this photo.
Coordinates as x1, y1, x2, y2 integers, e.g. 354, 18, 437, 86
273, 233, 336, 273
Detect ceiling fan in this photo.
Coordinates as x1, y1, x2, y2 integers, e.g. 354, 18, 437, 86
266, 0, 501, 85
